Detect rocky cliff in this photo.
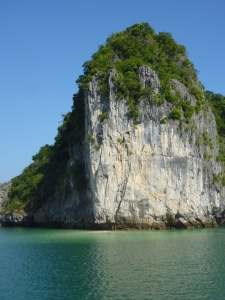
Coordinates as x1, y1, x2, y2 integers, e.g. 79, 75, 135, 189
2, 23, 225, 229
0, 182, 34, 226
32, 65, 225, 229
0, 182, 10, 211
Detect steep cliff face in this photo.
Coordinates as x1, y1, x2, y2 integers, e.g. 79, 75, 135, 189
32, 65, 225, 229
83, 66, 225, 228
3, 23, 225, 228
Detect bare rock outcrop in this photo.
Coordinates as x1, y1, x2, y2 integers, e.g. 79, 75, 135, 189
33, 66, 225, 229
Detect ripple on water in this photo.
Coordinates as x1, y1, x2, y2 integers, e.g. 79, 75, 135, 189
0, 227, 225, 299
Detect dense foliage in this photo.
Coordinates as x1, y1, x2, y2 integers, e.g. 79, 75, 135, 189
5, 23, 224, 211
77, 22, 204, 119
206, 91, 225, 138
206, 91, 225, 177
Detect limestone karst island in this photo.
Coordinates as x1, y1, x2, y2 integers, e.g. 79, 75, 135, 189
1, 23, 225, 229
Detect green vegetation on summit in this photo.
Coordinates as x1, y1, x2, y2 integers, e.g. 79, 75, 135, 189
77, 22, 204, 119
5, 23, 225, 212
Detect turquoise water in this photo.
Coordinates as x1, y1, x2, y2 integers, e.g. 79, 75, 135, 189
0, 227, 225, 299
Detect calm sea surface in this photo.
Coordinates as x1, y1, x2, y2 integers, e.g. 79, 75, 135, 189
0, 227, 224, 300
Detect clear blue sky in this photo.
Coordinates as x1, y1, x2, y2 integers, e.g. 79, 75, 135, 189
0, 0, 225, 183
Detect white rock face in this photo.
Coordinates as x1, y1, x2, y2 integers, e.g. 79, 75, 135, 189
33, 66, 225, 229
82, 66, 225, 229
